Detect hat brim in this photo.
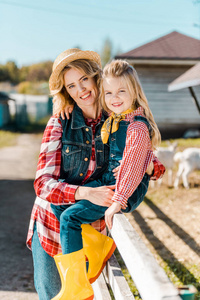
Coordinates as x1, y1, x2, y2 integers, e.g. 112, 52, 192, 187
49, 50, 101, 90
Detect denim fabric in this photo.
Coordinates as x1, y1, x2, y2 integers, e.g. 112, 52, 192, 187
32, 224, 61, 300
60, 103, 109, 185
56, 173, 149, 254
51, 116, 151, 254
59, 200, 107, 254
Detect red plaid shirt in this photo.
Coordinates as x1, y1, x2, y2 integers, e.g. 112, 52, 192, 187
27, 113, 165, 257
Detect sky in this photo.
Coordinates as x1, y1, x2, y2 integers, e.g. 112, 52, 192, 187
0, 0, 200, 67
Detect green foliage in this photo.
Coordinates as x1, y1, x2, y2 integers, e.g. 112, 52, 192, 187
6, 61, 19, 83
26, 61, 52, 82
101, 38, 113, 67
161, 138, 200, 150
0, 130, 19, 148
17, 81, 49, 95
0, 60, 53, 85
0, 61, 19, 83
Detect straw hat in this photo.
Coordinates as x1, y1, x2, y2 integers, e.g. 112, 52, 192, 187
49, 48, 102, 90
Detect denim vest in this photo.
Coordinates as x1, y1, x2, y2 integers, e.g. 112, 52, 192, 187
107, 115, 152, 174
60, 104, 109, 185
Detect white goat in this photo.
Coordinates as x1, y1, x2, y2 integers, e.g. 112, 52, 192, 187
174, 147, 200, 189
154, 142, 177, 186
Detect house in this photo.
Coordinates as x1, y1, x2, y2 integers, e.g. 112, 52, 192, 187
0, 92, 14, 128
8, 93, 51, 126
115, 31, 200, 138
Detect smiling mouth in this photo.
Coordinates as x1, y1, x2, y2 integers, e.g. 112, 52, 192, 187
80, 92, 91, 100
112, 102, 123, 107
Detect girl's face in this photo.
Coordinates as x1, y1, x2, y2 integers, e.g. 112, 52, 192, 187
103, 76, 134, 114
64, 67, 98, 110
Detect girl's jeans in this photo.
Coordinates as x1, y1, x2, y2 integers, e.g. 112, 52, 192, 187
51, 173, 150, 254
32, 224, 61, 300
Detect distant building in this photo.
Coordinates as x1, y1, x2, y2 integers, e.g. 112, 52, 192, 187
116, 31, 200, 138
0, 92, 14, 128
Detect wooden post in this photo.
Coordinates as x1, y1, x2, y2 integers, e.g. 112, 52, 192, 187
189, 87, 200, 115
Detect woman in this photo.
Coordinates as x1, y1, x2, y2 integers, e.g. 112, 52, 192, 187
26, 48, 164, 300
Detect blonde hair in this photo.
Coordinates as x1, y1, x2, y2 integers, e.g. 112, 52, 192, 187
100, 60, 161, 149
50, 59, 102, 115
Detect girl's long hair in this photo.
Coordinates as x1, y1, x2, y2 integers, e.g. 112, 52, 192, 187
50, 59, 102, 115
101, 60, 161, 149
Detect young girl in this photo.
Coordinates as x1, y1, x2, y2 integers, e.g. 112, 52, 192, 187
51, 60, 164, 300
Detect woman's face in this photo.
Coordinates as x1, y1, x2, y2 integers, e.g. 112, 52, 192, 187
64, 67, 98, 110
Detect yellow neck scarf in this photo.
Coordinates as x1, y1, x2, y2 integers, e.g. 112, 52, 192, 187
101, 108, 134, 144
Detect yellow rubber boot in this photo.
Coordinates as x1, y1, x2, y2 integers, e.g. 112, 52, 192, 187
81, 224, 116, 284
51, 249, 94, 300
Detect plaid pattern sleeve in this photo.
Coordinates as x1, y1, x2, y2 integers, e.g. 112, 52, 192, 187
112, 121, 154, 207
34, 116, 78, 204
150, 155, 166, 180
26, 115, 106, 257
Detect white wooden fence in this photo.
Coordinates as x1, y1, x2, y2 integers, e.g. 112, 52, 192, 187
92, 213, 182, 300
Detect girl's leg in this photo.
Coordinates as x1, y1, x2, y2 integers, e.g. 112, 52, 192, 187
60, 200, 107, 254
59, 201, 116, 284
122, 174, 150, 213
32, 224, 61, 300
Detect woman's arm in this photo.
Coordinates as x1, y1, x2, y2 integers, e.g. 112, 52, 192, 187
34, 116, 78, 204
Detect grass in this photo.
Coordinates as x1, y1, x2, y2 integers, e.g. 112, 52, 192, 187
0, 115, 51, 149
160, 260, 200, 299
161, 138, 200, 150
0, 130, 20, 148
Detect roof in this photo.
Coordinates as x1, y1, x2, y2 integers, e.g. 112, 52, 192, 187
168, 62, 200, 91
116, 31, 200, 60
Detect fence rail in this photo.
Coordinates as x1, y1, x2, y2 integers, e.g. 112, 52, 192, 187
92, 213, 181, 300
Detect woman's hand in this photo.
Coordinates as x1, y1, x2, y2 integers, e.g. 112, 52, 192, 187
75, 185, 115, 207
105, 202, 122, 230
60, 105, 74, 120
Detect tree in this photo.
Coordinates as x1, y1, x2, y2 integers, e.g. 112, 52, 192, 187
5, 61, 19, 84
19, 66, 29, 82
0, 64, 9, 82
26, 61, 53, 82
101, 38, 113, 67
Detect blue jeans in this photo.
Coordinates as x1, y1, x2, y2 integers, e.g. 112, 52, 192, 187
32, 224, 61, 300
51, 173, 149, 254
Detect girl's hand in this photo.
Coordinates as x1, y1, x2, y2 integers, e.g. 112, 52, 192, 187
146, 161, 154, 176
105, 202, 122, 230
60, 105, 74, 120
112, 160, 122, 179
75, 185, 115, 207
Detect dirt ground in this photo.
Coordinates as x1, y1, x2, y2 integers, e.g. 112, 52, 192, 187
0, 134, 41, 300
0, 133, 199, 299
